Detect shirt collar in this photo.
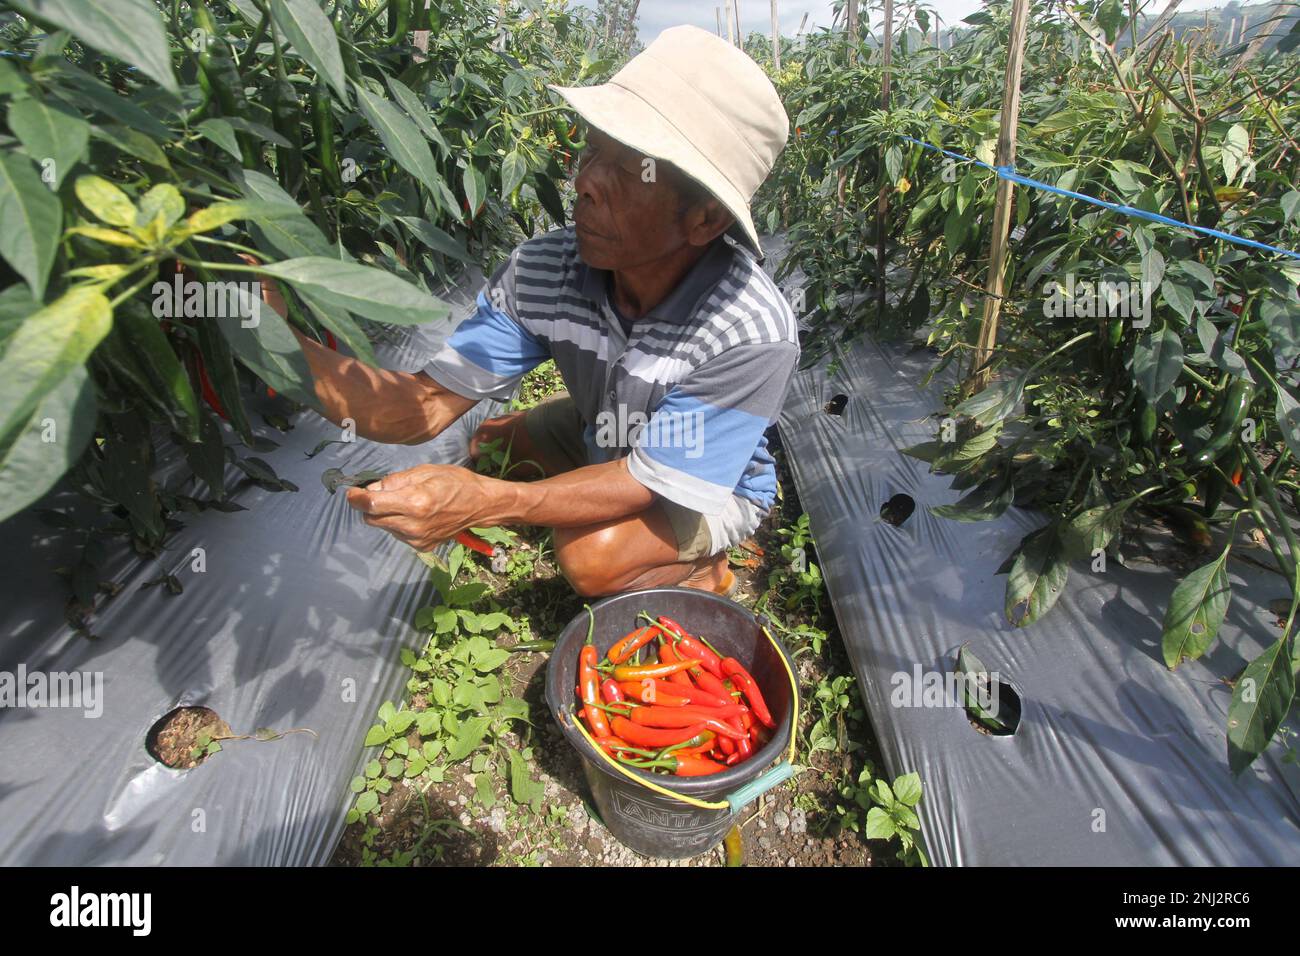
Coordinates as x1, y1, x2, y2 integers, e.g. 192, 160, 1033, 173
574, 237, 736, 325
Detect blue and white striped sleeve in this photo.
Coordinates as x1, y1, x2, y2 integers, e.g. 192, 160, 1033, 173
422, 251, 548, 401
627, 340, 799, 516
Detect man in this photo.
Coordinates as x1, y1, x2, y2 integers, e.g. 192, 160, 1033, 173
286, 25, 797, 597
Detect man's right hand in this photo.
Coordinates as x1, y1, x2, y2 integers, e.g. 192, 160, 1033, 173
238, 254, 477, 446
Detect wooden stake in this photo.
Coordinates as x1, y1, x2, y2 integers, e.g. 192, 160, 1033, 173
971, 0, 1031, 390
726, 0, 735, 44
1231, 1, 1285, 74
847, 0, 859, 62
1137, 0, 1182, 48
734, 0, 743, 47
771, 0, 781, 71
875, 0, 894, 324
717, 6, 723, 37
622, 0, 640, 51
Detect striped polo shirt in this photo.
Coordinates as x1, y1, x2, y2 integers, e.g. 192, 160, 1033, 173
424, 226, 799, 516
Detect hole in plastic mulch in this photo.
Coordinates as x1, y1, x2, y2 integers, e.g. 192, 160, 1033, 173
952, 649, 1022, 737
879, 493, 916, 527
824, 393, 848, 415
146, 706, 231, 769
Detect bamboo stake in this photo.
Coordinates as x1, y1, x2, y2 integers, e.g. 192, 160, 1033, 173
847, 0, 859, 63
1137, 0, 1182, 48
971, 0, 1031, 391
726, 0, 735, 44
771, 0, 781, 71
717, 6, 723, 37
1231, 2, 1284, 74
875, 0, 893, 324
734, 0, 743, 48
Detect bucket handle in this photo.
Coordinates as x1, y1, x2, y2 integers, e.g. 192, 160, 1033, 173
725, 760, 796, 813
567, 621, 801, 813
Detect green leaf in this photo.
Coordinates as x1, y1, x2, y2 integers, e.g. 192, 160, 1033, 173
1004, 525, 1070, 627
416, 711, 440, 736
355, 790, 379, 815
353, 84, 443, 195
463, 165, 486, 216
7, 97, 89, 190
8, 0, 177, 93
1131, 327, 1183, 402
0, 154, 61, 299
365, 759, 382, 779
89, 123, 170, 168
387, 710, 416, 735
953, 372, 1026, 426
257, 257, 450, 326
1275, 385, 1300, 463
1060, 493, 1143, 561
864, 806, 897, 840
891, 772, 923, 807
196, 118, 243, 161
271, 0, 348, 103
136, 184, 185, 235
182, 199, 302, 235
0, 364, 97, 524
385, 76, 450, 157
0, 287, 111, 444
446, 715, 491, 761
74, 174, 136, 228
509, 750, 543, 807
500, 149, 527, 200
472, 649, 511, 673
363, 724, 391, 747
1161, 543, 1231, 668
213, 288, 318, 409
1227, 637, 1296, 774
396, 217, 474, 264
1220, 123, 1250, 184
929, 471, 1014, 522
115, 302, 200, 442
1160, 280, 1196, 324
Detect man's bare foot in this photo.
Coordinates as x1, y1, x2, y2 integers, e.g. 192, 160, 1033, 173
681, 552, 735, 595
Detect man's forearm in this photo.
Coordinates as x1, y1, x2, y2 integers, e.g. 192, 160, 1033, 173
474, 458, 656, 528
294, 330, 475, 444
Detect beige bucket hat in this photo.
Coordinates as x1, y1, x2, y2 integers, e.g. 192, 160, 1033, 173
547, 24, 789, 257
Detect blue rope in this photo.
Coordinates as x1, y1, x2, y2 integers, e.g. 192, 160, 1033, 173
898, 135, 1300, 261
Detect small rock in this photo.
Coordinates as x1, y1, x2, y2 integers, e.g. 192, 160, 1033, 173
786, 856, 797, 866
758, 836, 772, 850
774, 810, 790, 831
758, 818, 767, 829
585, 836, 603, 857
567, 804, 589, 831
487, 807, 507, 833
458, 812, 472, 826
790, 808, 807, 835
458, 795, 468, 806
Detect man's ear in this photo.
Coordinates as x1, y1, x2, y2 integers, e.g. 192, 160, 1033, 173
687, 199, 735, 247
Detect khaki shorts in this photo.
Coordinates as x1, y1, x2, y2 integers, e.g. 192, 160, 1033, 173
523, 393, 765, 563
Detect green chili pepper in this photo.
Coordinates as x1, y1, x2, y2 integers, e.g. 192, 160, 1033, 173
1193, 379, 1254, 467
552, 114, 586, 151
380, 0, 410, 46
312, 79, 342, 192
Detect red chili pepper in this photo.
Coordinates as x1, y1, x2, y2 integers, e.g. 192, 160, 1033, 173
649, 755, 727, 776
717, 733, 735, 756
693, 668, 734, 701
655, 616, 725, 679
724, 752, 742, 766
659, 640, 695, 686
608, 625, 656, 665
601, 679, 625, 705
618, 680, 690, 707
609, 716, 707, 748
455, 530, 496, 556
610, 658, 700, 682
195, 358, 228, 420
720, 658, 776, 730
622, 679, 730, 709
629, 706, 747, 739
579, 609, 610, 738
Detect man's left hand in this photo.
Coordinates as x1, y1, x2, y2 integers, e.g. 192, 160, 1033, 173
345, 463, 489, 551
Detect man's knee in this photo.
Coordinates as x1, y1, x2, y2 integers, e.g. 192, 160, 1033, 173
555, 525, 631, 597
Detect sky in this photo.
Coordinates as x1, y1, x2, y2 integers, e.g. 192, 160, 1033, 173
573, 0, 1243, 44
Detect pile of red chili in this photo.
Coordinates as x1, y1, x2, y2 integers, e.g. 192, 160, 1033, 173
575, 610, 777, 777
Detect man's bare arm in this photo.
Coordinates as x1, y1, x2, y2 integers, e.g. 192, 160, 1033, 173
346, 458, 658, 551
292, 329, 477, 445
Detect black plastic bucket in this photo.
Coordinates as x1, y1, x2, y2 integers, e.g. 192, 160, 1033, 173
545, 587, 797, 860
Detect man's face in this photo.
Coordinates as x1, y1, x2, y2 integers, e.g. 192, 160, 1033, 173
571, 127, 705, 270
